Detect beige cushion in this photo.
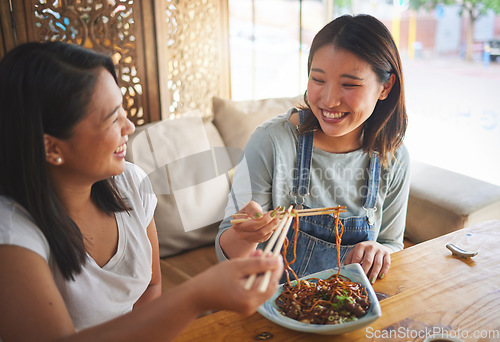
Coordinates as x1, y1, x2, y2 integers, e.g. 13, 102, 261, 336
212, 95, 303, 153
126, 113, 233, 257
405, 161, 500, 243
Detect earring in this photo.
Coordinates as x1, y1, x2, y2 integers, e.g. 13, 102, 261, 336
56, 157, 62, 164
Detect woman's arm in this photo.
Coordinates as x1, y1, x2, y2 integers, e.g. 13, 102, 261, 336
0, 245, 77, 341
134, 218, 162, 307
0, 245, 282, 342
345, 146, 411, 283
217, 121, 282, 260
377, 145, 411, 252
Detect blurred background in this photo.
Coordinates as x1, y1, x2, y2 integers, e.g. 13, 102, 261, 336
228, 0, 500, 186
2, 0, 498, 186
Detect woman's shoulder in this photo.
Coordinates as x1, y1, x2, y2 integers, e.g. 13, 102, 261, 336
0, 196, 51, 260
391, 143, 410, 168
0, 196, 33, 229
116, 162, 157, 218
114, 162, 153, 203
249, 108, 298, 144
381, 144, 410, 183
115, 162, 148, 188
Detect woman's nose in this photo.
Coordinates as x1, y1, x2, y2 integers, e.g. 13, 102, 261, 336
322, 85, 341, 108
121, 111, 135, 135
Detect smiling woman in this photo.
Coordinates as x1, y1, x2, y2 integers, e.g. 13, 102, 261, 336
305, 45, 396, 154
0, 41, 283, 341
47, 67, 135, 187
217, 14, 410, 288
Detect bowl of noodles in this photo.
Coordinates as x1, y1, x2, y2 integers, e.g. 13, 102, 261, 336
257, 263, 382, 335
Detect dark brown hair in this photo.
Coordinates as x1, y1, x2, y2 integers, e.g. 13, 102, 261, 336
299, 14, 407, 166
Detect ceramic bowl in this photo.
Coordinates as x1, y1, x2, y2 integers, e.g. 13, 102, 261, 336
257, 263, 382, 335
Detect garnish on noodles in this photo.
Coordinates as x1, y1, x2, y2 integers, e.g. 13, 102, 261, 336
274, 206, 372, 325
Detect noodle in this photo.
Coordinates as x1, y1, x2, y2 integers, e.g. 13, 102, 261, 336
275, 206, 371, 324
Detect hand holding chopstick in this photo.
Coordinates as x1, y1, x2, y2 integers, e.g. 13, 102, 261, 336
241, 205, 347, 292
244, 205, 294, 292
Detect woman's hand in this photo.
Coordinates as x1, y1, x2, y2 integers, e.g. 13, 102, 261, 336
191, 250, 284, 315
344, 241, 392, 284
231, 201, 281, 244
220, 201, 281, 259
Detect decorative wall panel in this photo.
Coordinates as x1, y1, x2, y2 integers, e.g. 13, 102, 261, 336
2, 0, 229, 123
31, 0, 149, 125
155, 0, 230, 119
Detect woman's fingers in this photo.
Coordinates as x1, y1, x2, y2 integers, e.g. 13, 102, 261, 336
344, 241, 391, 284
232, 202, 281, 243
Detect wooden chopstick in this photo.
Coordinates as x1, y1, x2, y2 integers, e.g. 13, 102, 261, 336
231, 206, 346, 224
240, 205, 347, 292
244, 205, 293, 291
257, 214, 294, 292
296, 209, 346, 217
294, 206, 346, 213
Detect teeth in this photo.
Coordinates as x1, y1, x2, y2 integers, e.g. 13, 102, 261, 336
323, 111, 346, 119
115, 144, 127, 153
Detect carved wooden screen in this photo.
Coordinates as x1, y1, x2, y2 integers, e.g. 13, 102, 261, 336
1, 0, 230, 124
155, 0, 230, 119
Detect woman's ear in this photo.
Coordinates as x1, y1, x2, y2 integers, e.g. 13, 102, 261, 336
44, 134, 64, 165
379, 73, 396, 100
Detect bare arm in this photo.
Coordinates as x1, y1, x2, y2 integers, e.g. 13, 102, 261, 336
134, 218, 162, 307
0, 245, 282, 342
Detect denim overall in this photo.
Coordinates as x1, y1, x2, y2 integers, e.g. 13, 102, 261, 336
282, 110, 381, 281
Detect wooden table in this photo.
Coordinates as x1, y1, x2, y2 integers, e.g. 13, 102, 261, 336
174, 220, 500, 342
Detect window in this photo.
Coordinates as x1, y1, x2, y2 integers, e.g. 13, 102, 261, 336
228, 0, 500, 186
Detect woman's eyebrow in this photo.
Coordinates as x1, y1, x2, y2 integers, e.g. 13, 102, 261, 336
340, 74, 364, 81
105, 105, 121, 119
311, 68, 364, 81
310, 68, 325, 74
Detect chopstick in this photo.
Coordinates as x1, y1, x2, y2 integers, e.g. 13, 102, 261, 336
244, 205, 294, 292
294, 208, 346, 217
258, 214, 294, 292
231, 205, 346, 224
239, 205, 346, 292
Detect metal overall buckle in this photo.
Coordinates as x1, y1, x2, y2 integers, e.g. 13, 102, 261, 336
290, 191, 307, 210
363, 206, 377, 226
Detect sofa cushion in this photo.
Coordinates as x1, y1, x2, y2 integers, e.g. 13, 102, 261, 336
126, 112, 234, 257
405, 161, 500, 243
212, 95, 303, 154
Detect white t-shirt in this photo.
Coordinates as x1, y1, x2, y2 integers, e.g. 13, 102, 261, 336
0, 162, 157, 331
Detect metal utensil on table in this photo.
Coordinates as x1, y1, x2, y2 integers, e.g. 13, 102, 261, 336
445, 243, 478, 258
446, 231, 480, 258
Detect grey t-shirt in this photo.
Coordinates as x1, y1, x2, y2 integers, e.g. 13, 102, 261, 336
216, 108, 410, 260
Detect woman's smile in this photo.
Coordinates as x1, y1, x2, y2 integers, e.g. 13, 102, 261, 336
321, 109, 348, 120
114, 142, 128, 157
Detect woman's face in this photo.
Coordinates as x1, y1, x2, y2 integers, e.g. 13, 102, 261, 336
307, 45, 393, 149
56, 68, 135, 185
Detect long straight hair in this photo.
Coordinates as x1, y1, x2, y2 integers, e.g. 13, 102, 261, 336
299, 14, 407, 166
0, 42, 130, 280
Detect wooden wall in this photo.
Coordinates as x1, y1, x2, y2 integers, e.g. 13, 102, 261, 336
0, 0, 230, 125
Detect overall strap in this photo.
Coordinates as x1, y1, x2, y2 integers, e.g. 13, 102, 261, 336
292, 110, 314, 207
362, 153, 381, 225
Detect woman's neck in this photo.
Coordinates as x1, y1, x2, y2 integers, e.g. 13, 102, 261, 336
312, 128, 363, 153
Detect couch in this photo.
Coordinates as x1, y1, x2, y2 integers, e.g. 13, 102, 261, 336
125, 95, 500, 294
